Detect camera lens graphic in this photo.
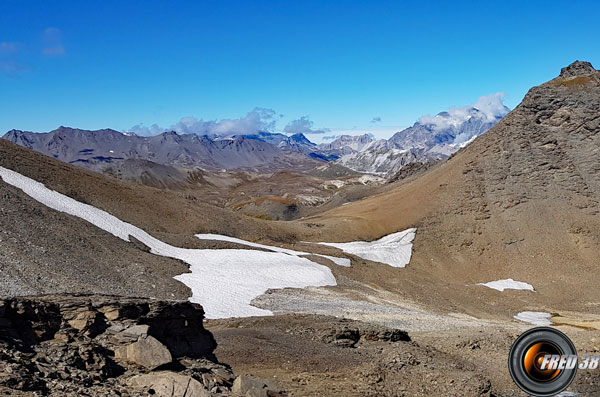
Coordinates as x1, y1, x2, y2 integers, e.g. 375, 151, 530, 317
522, 341, 562, 382
509, 327, 577, 396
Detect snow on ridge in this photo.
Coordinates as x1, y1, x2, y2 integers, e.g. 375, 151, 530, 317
477, 279, 534, 292
315, 228, 416, 268
0, 166, 337, 319
514, 311, 552, 326
195, 234, 351, 267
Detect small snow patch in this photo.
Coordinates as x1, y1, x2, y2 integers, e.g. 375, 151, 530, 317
514, 311, 552, 326
316, 228, 416, 268
477, 279, 534, 292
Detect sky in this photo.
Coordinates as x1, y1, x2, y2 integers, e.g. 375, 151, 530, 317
1, 0, 599, 143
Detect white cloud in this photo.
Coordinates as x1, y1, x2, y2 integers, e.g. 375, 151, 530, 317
129, 107, 278, 137
0, 42, 20, 55
418, 93, 509, 131
42, 28, 65, 56
0, 42, 29, 78
128, 123, 165, 136
284, 116, 329, 135
472, 93, 510, 122
0, 61, 31, 78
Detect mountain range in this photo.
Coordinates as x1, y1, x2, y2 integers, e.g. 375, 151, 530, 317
2, 97, 509, 176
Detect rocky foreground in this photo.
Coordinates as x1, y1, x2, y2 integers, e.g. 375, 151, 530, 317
0, 295, 284, 396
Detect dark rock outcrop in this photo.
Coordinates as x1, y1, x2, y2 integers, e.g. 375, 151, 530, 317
321, 324, 411, 348
0, 294, 282, 396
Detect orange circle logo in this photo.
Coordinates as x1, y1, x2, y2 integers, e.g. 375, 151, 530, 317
523, 342, 562, 382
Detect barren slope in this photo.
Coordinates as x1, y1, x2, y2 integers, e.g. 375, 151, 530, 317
0, 138, 300, 245
0, 179, 191, 299
297, 61, 600, 314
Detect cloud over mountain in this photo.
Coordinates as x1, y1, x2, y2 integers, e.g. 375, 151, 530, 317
418, 93, 509, 131
129, 107, 279, 137
284, 116, 329, 135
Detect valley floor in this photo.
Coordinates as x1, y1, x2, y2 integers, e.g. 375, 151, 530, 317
208, 312, 600, 396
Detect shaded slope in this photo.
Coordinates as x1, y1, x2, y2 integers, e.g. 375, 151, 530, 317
0, 138, 298, 244
0, 178, 191, 299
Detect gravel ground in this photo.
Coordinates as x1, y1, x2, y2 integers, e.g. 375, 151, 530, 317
252, 284, 501, 332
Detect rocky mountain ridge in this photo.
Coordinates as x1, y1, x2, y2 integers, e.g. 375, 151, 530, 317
2, 96, 509, 177
3, 127, 323, 173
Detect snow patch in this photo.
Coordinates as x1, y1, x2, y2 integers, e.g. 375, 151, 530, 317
458, 135, 478, 149
477, 279, 534, 292
356, 175, 385, 185
328, 180, 346, 188
0, 166, 337, 319
195, 234, 351, 267
316, 228, 416, 268
514, 311, 552, 326
296, 195, 328, 206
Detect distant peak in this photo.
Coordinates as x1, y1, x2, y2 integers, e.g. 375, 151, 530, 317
560, 60, 597, 78
289, 133, 314, 145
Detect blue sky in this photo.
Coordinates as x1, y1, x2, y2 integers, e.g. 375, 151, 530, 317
1, 0, 599, 142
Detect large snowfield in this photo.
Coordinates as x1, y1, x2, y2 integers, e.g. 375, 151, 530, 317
0, 166, 337, 318
316, 228, 416, 268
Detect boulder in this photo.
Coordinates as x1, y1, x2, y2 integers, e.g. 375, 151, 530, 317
114, 334, 172, 370
232, 375, 272, 397
128, 371, 210, 397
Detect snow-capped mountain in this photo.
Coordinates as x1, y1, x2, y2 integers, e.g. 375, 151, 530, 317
335, 148, 437, 176
317, 134, 376, 155
333, 94, 510, 175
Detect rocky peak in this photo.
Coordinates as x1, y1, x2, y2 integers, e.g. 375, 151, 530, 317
288, 132, 314, 146
559, 60, 597, 78
54, 126, 83, 135
2, 129, 24, 138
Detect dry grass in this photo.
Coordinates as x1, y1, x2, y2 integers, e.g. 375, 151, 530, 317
549, 75, 592, 87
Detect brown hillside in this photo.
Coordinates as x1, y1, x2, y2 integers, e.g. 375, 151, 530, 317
0, 138, 301, 245
299, 61, 600, 314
